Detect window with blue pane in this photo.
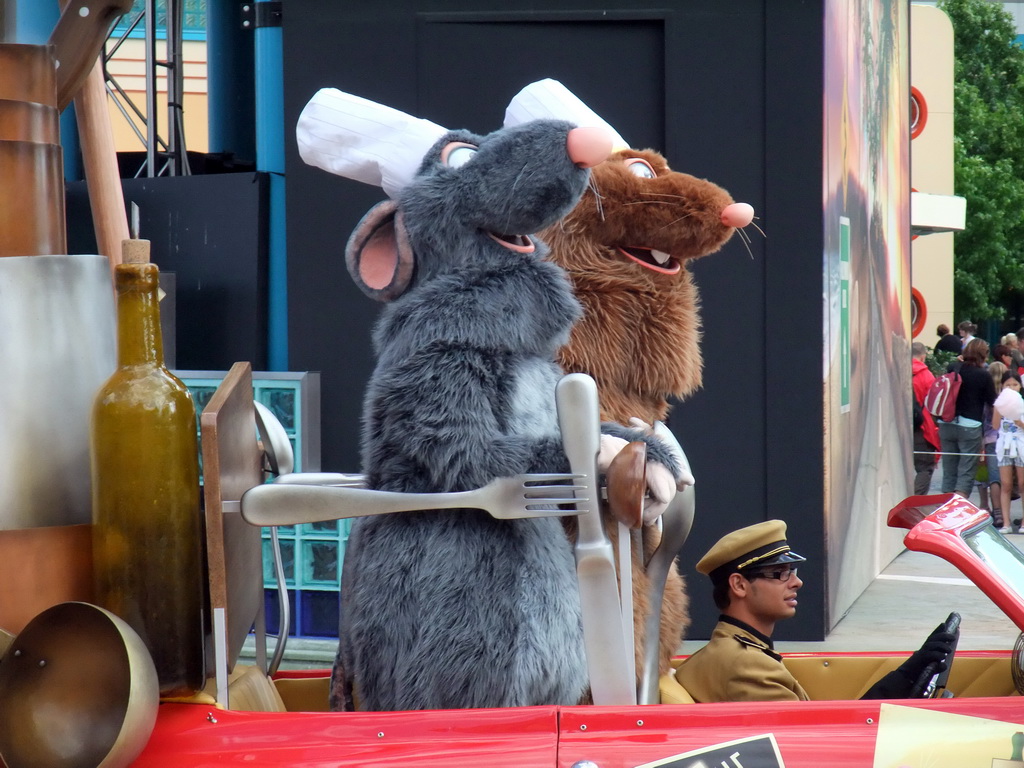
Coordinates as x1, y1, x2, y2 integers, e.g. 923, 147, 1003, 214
176, 370, 343, 638
114, 0, 208, 39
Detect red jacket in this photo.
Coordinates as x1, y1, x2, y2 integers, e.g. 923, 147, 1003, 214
912, 358, 940, 450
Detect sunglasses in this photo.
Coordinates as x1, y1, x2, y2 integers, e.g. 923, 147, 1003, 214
747, 566, 799, 582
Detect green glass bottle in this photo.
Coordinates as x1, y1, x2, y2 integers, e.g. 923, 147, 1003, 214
91, 246, 206, 697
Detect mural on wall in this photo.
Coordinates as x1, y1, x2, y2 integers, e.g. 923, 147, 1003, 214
822, 0, 912, 626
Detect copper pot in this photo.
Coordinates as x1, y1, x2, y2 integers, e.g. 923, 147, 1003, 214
0, 44, 64, 257
0, 2, 139, 257
0, 99, 60, 144
0, 141, 66, 256
0, 44, 56, 106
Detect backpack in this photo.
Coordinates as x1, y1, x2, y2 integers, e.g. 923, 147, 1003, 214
923, 370, 961, 422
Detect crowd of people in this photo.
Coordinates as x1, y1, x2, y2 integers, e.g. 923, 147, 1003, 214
913, 322, 1024, 534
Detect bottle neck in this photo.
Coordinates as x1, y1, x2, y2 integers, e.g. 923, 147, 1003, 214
115, 263, 165, 368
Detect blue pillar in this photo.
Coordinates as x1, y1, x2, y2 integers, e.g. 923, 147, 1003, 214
207, 0, 255, 160
13, 0, 83, 181
254, 0, 287, 370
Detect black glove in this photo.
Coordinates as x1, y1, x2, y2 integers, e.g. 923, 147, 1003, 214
860, 624, 956, 700
898, 624, 958, 682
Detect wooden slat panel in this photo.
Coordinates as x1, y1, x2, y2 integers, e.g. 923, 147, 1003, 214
200, 362, 264, 672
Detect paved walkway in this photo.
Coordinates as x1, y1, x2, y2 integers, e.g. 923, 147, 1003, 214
779, 460, 1023, 653
774, 534, 1022, 653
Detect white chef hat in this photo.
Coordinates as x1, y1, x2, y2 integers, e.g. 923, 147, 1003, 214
296, 88, 448, 199
504, 78, 628, 151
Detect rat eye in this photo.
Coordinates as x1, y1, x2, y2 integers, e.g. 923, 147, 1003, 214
625, 158, 656, 178
441, 142, 478, 168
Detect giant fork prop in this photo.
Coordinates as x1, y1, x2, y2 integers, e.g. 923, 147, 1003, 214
241, 374, 695, 706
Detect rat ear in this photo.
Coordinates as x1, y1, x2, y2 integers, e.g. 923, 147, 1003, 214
345, 200, 415, 301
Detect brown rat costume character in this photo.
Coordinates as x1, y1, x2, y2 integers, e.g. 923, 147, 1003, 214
507, 80, 755, 686
547, 147, 751, 424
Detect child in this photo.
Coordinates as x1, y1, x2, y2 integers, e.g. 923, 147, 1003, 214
993, 371, 1024, 534
980, 362, 1008, 524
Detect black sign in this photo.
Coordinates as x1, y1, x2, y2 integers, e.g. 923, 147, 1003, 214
636, 733, 785, 768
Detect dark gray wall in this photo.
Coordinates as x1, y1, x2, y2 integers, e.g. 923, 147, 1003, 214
283, 0, 825, 639
67, 173, 270, 372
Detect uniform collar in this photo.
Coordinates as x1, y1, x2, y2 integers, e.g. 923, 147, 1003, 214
719, 614, 774, 649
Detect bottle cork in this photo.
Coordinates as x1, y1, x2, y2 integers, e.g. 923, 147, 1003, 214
121, 238, 151, 265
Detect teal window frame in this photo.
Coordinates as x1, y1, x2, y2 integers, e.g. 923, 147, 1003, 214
176, 369, 345, 638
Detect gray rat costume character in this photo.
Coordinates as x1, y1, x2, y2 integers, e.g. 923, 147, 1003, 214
296, 89, 680, 711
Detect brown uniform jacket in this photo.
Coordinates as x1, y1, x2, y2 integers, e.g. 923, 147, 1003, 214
675, 616, 809, 703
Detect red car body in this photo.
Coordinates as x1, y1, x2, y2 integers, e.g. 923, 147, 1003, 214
133, 495, 1024, 767
137, 691, 1023, 767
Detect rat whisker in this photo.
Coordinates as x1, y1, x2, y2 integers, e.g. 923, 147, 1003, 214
657, 212, 696, 231
589, 177, 605, 221
505, 166, 539, 232
638, 191, 692, 201
748, 220, 767, 239
736, 229, 754, 259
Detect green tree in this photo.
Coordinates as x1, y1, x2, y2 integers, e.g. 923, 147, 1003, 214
938, 0, 1024, 321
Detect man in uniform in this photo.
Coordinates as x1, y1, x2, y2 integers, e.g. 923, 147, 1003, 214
675, 520, 956, 702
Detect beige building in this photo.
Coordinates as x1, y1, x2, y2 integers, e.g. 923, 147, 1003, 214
910, 4, 956, 340
106, 37, 209, 154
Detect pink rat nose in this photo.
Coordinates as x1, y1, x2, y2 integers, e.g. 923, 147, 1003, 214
721, 202, 754, 228
566, 126, 613, 169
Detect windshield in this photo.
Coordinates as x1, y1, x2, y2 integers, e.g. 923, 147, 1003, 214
962, 520, 1024, 594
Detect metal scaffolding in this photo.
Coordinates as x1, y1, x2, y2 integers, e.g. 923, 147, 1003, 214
104, 0, 190, 177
